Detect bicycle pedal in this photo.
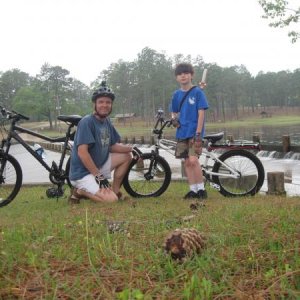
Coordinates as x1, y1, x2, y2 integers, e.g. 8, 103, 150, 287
210, 182, 220, 191
46, 187, 64, 198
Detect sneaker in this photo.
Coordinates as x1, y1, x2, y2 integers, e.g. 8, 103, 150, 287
183, 190, 198, 199
197, 189, 207, 199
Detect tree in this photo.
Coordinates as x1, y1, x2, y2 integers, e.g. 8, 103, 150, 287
0, 69, 31, 108
36, 63, 73, 129
259, 0, 300, 42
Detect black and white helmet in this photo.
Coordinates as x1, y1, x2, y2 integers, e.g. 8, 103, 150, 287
91, 81, 115, 102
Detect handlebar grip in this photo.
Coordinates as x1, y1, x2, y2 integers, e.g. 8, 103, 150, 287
12, 110, 30, 120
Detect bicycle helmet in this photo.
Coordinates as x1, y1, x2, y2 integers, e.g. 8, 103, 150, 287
91, 81, 115, 102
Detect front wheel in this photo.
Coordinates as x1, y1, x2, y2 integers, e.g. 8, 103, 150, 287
123, 153, 172, 197
212, 149, 265, 197
0, 153, 23, 207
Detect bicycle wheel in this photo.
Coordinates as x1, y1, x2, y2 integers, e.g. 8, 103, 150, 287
212, 149, 265, 197
123, 153, 172, 197
0, 153, 23, 207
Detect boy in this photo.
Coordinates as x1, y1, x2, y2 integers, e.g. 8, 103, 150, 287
170, 63, 209, 199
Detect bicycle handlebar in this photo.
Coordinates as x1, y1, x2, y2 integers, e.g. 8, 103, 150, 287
0, 106, 30, 121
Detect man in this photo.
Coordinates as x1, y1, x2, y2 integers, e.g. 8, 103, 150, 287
170, 63, 209, 200
69, 81, 140, 203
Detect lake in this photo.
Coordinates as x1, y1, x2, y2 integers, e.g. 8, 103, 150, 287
209, 124, 300, 145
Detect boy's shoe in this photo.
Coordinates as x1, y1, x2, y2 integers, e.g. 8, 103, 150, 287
197, 189, 207, 199
183, 190, 198, 199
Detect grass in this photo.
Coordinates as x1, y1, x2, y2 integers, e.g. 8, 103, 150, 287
0, 183, 299, 299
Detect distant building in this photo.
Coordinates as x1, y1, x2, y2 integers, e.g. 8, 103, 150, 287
114, 113, 136, 123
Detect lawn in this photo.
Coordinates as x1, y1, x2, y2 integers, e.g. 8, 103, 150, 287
0, 183, 299, 299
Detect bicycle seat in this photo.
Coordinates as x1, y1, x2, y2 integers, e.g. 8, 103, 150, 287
58, 115, 82, 126
203, 132, 224, 143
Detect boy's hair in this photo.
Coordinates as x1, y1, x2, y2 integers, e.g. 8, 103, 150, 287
174, 63, 194, 76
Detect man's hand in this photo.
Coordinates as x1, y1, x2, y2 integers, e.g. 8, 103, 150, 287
194, 133, 203, 155
95, 173, 111, 189
132, 146, 142, 160
171, 117, 180, 128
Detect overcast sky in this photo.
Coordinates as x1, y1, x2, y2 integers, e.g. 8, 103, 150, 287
1, 0, 299, 85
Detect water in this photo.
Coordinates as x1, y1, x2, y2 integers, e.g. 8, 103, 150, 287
211, 124, 300, 145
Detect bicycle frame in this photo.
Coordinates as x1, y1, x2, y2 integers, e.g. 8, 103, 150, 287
1, 124, 68, 174
0, 107, 81, 185
152, 110, 261, 182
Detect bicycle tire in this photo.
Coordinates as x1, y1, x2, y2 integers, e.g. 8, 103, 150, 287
0, 153, 23, 207
123, 153, 172, 197
65, 157, 72, 187
212, 149, 265, 197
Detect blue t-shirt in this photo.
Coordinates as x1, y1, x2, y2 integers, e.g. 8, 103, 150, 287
69, 114, 120, 181
170, 86, 209, 139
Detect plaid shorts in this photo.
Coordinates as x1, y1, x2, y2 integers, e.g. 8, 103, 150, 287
175, 138, 199, 159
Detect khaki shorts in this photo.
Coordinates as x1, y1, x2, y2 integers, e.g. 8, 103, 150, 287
175, 138, 199, 159
70, 154, 112, 195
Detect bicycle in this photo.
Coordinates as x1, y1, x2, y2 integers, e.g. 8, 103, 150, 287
0, 105, 81, 207
122, 109, 265, 198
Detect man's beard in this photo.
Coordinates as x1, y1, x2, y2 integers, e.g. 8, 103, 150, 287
94, 106, 112, 118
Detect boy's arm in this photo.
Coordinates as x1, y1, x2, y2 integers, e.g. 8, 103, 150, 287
196, 109, 205, 135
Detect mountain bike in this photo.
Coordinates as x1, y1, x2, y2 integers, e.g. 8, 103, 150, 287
122, 109, 265, 198
0, 106, 81, 207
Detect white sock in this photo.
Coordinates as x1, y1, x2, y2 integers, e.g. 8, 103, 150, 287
197, 183, 205, 191
190, 184, 198, 193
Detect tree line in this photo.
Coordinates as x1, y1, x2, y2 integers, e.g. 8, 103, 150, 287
1, 47, 299, 128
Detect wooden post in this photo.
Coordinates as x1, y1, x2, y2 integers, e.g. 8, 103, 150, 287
181, 160, 186, 178
267, 172, 286, 196
282, 135, 290, 153
124, 136, 128, 144
227, 135, 234, 142
150, 136, 155, 145
252, 134, 260, 143
131, 137, 136, 144
140, 136, 144, 144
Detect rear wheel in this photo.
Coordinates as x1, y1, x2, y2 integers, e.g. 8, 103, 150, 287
0, 153, 23, 207
123, 153, 171, 197
212, 149, 265, 197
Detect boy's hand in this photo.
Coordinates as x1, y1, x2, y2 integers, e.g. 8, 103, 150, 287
171, 117, 180, 128
199, 81, 207, 89
194, 133, 203, 155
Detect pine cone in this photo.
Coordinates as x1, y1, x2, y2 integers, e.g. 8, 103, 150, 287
164, 228, 206, 261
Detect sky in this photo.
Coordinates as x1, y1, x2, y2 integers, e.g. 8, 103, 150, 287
1, 0, 300, 85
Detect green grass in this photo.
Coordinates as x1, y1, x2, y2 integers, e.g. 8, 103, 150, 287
0, 183, 299, 299
206, 115, 300, 129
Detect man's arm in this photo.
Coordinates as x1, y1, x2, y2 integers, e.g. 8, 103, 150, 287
77, 144, 99, 176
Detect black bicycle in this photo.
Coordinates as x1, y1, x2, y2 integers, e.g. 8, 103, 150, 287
122, 109, 265, 198
0, 106, 81, 207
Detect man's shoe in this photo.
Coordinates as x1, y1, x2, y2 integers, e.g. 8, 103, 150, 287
197, 189, 207, 199
183, 190, 198, 199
